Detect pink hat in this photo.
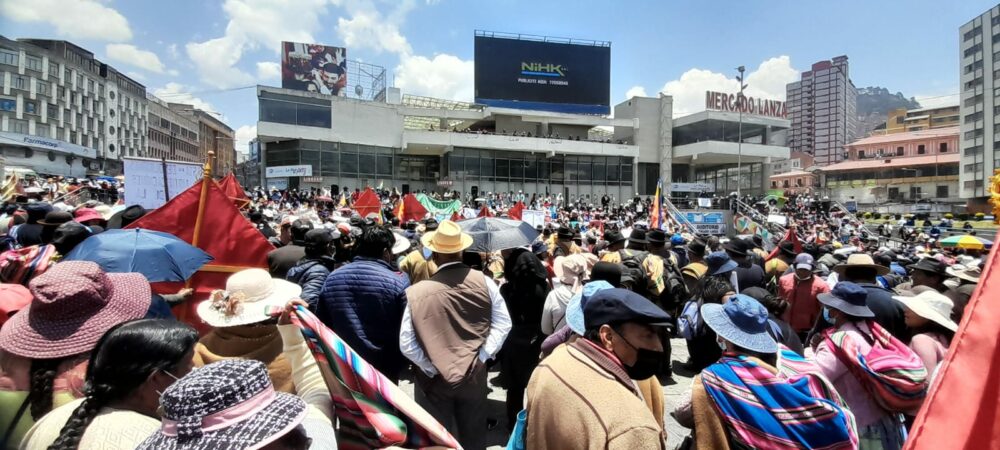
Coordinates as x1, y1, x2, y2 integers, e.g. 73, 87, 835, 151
0, 284, 32, 327
73, 208, 104, 223
0, 261, 151, 359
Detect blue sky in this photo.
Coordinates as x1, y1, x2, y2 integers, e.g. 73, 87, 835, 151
1, 0, 995, 152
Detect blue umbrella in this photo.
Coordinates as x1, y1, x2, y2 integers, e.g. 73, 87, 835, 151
64, 229, 213, 282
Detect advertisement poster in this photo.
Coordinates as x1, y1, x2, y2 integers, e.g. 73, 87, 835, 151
281, 41, 348, 96
675, 210, 727, 235
473, 34, 610, 114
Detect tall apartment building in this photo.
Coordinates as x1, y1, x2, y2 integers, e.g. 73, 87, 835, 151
959, 5, 1000, 202
786, 56, 858, 167
147, 94, 199, 162
0, 36, 147, 176
171, 104, 235, 175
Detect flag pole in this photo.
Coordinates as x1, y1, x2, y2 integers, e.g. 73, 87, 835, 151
187, 151, 214, 288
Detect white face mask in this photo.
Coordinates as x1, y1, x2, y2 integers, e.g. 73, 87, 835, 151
716, 337, 727, 351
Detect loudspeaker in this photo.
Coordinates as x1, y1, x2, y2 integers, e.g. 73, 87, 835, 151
330, 185, 339, 196
402, 184, 410, 195
471, 185, 479, 199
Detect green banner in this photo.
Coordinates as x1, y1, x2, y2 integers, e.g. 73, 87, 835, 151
415, 194, 462, 218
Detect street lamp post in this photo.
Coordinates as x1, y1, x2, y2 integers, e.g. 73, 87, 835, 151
736, 66, 747, 200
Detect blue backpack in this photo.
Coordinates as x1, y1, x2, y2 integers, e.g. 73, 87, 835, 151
677, 300, 701, 340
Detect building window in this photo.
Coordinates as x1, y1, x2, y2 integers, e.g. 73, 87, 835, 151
36, 80, 49, 96
917, 144, 925, 155
48, 62, 58, 78
965, 111, 983, 123
936, 185, 948, 198
965, 129, 984, 140
0, 49, 17, 66
35, 125, 49, 138
24, 101, 37, 115
964, 26, 981, 41
896, 146, 904, 156
965, 94, 983, 106
964, 43, 982, 58
965, 78, 984, 90
47, 103, 58, 119
939, 142, 947, 153
0, 98, 15, 112
9, 119, 28, 134
12, 75, 26, 90
858, 150, 865, 158
25, 55, 42, 72
771, 181, 777, 188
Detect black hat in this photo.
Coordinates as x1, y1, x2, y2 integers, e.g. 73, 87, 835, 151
778, 240, 796, 257
604, 230, 626, 245
910, 257, 947, 276
646, 229, 666, 244
590, 261, 622, 287
531, 240, 548, 256
627, 228, 647, 245
423, 218, 439, 231
817, 281, 875, 318
24, 203, 52, 223
107, 205, 146, 229
688, 240, 707, 256
724, 238, 748, 256
751, 235, 764, 248
51, 222, 94, 255
290, 219, 314, 245
557, 226, 575, 240
38, 211, 74, 227
583, 288, 671, 331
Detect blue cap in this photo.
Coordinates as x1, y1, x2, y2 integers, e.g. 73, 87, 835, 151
817, 281, 874, 318
705, 251, 738, 276
671, 234, 685, 245
566, 281, 614, 335
701, 294, 778, 354
583, 288, 672, 331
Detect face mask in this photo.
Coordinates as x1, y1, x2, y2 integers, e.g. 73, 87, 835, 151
614, 331, 663, 380
822, 306, 833, 324
794, 272, 812, 281
716, 337, 728, 351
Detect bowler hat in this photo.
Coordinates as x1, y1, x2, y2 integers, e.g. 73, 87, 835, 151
646, 229, 666, 244
723, 238, 748, 256
37, 211, 74, 227
818, 281, 874, 318
107, 205, 146, 229
627, 228, 647, 245
778, 240, 796, 257
604, 230, 626, 245
557, 226, 575, 240
910, 257, 947, 276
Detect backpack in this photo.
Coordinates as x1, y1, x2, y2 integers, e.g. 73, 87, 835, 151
618, 249, 650, 296
660, 258, 689, 312
677, 299, 701, 340
823, 321, 928, 413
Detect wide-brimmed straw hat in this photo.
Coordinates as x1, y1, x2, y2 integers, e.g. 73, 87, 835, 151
420, 220, 472, 254
945, 264, 981, 283
0, 261, 151, 359
832, 253, 890, 276
701, 294, 778, 354
893, 290, 959, 332
137, 360, 307, 450
554, 254, 588, 291
196, 268, 302, 327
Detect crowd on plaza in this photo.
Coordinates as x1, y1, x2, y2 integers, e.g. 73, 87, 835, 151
0, 176, 992, 450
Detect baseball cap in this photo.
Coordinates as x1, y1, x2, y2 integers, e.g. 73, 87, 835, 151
583, 288, 671, 331
794, 253, 815, 270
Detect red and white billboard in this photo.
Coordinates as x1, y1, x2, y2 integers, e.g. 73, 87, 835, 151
281, 41, 347, 96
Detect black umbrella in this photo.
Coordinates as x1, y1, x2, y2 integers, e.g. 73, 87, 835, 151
458, 217, 540, 252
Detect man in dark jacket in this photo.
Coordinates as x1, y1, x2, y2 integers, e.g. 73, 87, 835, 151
287, 228, 339, 309
13, 202, 51, 247
816, 254, 910, 343
267, 219, 312, 278
724, 238, 765, 291
317, 224, 410, 382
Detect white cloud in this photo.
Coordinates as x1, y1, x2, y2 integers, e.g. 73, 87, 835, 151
105, 44, 167, 74
256, 61, 281, 82
624, 85, 648, 100
234, 125, 257, 154
0, 0, 132, 42
337, 10, 412, 55
184, 0, 330, 88
152, 82, 216, 113
167, 44, 180, 60
167, 69, 180, 77
395, 53, 473, 101
657, 55, 799, 117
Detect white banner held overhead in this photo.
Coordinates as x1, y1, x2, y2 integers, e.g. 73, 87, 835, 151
123, 157, 203, 210
521, 209, 547, 228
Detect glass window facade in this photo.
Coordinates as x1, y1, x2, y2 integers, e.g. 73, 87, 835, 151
445, 148, 632, 187
693, 163, 764, 195
266, 139, 432, 182
259, 92, 331, 128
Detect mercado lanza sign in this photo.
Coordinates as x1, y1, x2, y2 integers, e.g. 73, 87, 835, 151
705, 91, 787, 119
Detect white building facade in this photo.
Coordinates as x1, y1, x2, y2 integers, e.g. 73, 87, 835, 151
958, 5, 1000, 206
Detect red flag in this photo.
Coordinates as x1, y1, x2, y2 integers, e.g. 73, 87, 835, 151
394, 194, 428, 222
126, 178, 273, 332
766, 228, 802, 261
450, 211, 462, 222
508, 201, 525, 220
216, 173, 250, 209
353, 188, 381, 219
478, 206, 493, 218
905, 229, 1000, 450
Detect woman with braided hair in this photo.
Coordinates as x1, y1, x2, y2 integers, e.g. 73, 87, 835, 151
20, 319, 198, 449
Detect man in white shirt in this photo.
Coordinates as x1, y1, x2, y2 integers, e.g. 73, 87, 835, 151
399, 220, 511, 450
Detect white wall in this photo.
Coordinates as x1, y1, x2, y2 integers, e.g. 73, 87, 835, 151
829, 181, 960, 205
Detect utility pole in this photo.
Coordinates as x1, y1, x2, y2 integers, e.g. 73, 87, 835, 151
736, 65, 747, 200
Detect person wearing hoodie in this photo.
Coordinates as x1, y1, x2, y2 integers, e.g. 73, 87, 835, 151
287, 228, 340, 309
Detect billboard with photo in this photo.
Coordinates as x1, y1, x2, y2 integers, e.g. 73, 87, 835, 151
474, 33, 611, 114
281, 41, 348, 96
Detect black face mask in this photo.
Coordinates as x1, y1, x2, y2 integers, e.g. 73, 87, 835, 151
614, 331, 663, 380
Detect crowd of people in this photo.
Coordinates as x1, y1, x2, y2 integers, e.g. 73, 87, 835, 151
0, 181, 992, 450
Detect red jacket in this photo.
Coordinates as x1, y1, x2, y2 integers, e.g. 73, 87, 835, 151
777, 272, 830, 332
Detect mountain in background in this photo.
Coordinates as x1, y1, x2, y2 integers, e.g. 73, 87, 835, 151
855, 86, 922, 136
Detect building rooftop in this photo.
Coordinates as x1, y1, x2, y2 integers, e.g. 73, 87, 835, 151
846, 126, 958, 146
769, 170, 814, 179
819, 153, 960, 172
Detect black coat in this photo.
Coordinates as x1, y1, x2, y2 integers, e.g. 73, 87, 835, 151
858, 282, 910, 342
14, 224, 44, 247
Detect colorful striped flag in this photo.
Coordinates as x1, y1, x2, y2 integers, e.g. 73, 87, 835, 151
650, 178, 664, 230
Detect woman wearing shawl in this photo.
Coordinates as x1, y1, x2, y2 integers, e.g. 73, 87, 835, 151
685, 294, 857, 450
540, 254, 588, 334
